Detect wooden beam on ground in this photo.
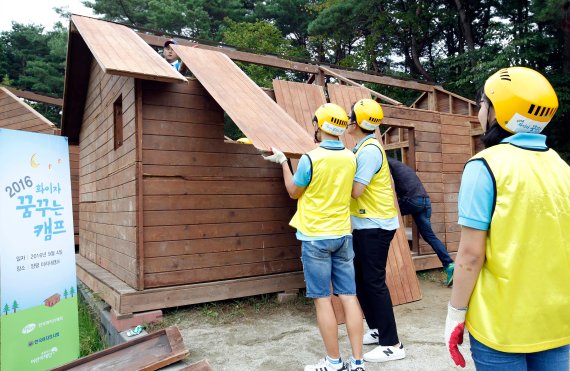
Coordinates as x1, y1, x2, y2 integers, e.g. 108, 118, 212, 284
4, 86, 63, 106
319, 66, 403, 106
52, 326, 189, 370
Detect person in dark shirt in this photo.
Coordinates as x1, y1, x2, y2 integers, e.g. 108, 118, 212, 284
387, 157, 454, 286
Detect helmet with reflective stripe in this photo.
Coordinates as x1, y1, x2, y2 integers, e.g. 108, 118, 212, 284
484, 67, 558, 134
350, 98, 383, 131
314, 103, 349, 136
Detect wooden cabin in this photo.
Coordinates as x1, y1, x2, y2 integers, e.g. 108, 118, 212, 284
62, 15, 481, 316
0, 87, 80, 245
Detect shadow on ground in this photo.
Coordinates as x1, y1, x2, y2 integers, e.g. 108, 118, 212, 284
157, 271, 475, 371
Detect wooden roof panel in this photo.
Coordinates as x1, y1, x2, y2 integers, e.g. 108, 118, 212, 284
272, 80, 326, 134
0, 87, 58, 134
175, 46, 315, 157
71, 15, 186, 84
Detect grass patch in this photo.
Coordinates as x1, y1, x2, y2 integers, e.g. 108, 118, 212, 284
146, 291, 313, 333
78, 295, 106, 357
417, 268, 446, 283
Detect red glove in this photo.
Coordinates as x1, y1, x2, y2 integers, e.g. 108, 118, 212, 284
445, 302, 467, 368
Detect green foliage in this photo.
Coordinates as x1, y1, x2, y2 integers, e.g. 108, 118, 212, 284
222, 19, 290, 88
78, 296, 106, 356
0, 22, 67, 125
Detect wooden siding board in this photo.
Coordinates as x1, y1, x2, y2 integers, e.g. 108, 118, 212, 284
144, 234, 298, 257
144, 259, 301, 288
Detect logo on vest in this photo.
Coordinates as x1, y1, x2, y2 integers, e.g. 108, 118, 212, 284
359, 209, 366, 214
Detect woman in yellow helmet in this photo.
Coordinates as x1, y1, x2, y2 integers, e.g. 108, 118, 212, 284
445, 67, 570, 370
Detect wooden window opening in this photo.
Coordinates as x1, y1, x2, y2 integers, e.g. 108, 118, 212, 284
114, 95, 123, 149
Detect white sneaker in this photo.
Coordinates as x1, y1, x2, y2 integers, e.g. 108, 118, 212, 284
363, 343, 406, 363
304, 357, 347, 371
363, 328, 379, 345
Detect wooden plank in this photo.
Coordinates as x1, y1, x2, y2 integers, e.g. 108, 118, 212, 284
4, 87, 63, 106
272, 80, 326, 133
52, 326, 188, 370
144, 221, 294, 242
179, 359, 213, 371
140, 33, 435, 92
320, 66, 402, 105
144, 258, 301, 288
144, 245, 300, 273
144, 233, 298, 257
71, 15, 186, 84
174, 46, 315, 158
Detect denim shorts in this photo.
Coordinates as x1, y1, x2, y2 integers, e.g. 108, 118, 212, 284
470, 334, 570, 371
301, 236, 356, 298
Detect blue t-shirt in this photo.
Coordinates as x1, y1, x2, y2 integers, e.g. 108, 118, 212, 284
293, 140, 350, 241
458, 133, 548, 230
351, 134, 399, 231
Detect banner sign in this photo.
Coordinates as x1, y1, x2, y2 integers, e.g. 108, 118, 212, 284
0, 129, 79, 369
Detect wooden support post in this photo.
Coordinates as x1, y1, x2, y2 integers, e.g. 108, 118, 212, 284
407, 128, 420, 255
319, 66, 403, 105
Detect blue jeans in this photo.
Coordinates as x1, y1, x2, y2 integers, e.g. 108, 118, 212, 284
398, 196, 453, 267
470, 334, 570, 371
300, 236, 356, 298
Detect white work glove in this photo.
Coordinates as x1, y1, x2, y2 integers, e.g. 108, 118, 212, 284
262, 147, 287, 164
444, 302, 467, 368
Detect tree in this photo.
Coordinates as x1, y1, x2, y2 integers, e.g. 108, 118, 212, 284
84, 0, 253, 40
70, 286, 75, 298
11, 300, 18, 313
63, 288, 68, 299
3, 303, 9, 315
0, 22, 67, 124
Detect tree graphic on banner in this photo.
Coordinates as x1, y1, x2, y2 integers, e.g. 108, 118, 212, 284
11, 300, 18, 313
3, 302, 10, 315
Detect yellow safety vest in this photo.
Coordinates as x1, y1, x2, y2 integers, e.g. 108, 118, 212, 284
466, 143, 570, 353
290, 146, 356, 236
350, 138, 397, 219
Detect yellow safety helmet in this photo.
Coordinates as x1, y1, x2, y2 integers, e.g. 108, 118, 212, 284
237, 137, 252, 144
484, 67, 558, 134
350, 98, 383, 131
313, 103, 349, 136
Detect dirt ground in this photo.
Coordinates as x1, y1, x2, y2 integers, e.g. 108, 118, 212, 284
157, 271, 476, 371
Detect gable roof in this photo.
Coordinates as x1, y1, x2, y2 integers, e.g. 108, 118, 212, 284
0, 87, 59, 135
61, 15, 187, 143
174, 45, 315, 156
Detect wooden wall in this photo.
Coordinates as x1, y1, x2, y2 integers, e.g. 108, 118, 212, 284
69, 144, 80, 245
78, 61, 139, 288
140, 79, 301, 289
381, 107, 475, 264
439, 113, 473, 253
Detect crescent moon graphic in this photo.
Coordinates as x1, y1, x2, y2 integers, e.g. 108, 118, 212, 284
30, 154, 40, 168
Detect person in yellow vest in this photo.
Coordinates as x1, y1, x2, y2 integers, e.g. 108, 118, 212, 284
445, 67, 570, 369
262, 103, 365, 371
346, 99, 405, 363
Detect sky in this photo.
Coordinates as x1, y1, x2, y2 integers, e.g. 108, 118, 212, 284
0, 0, 94, 32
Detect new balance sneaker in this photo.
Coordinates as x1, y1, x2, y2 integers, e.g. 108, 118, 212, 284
304, 357, 347, 371
363, 328, 379, 345
445, 263, 455, 287
363, 343, 406, 363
